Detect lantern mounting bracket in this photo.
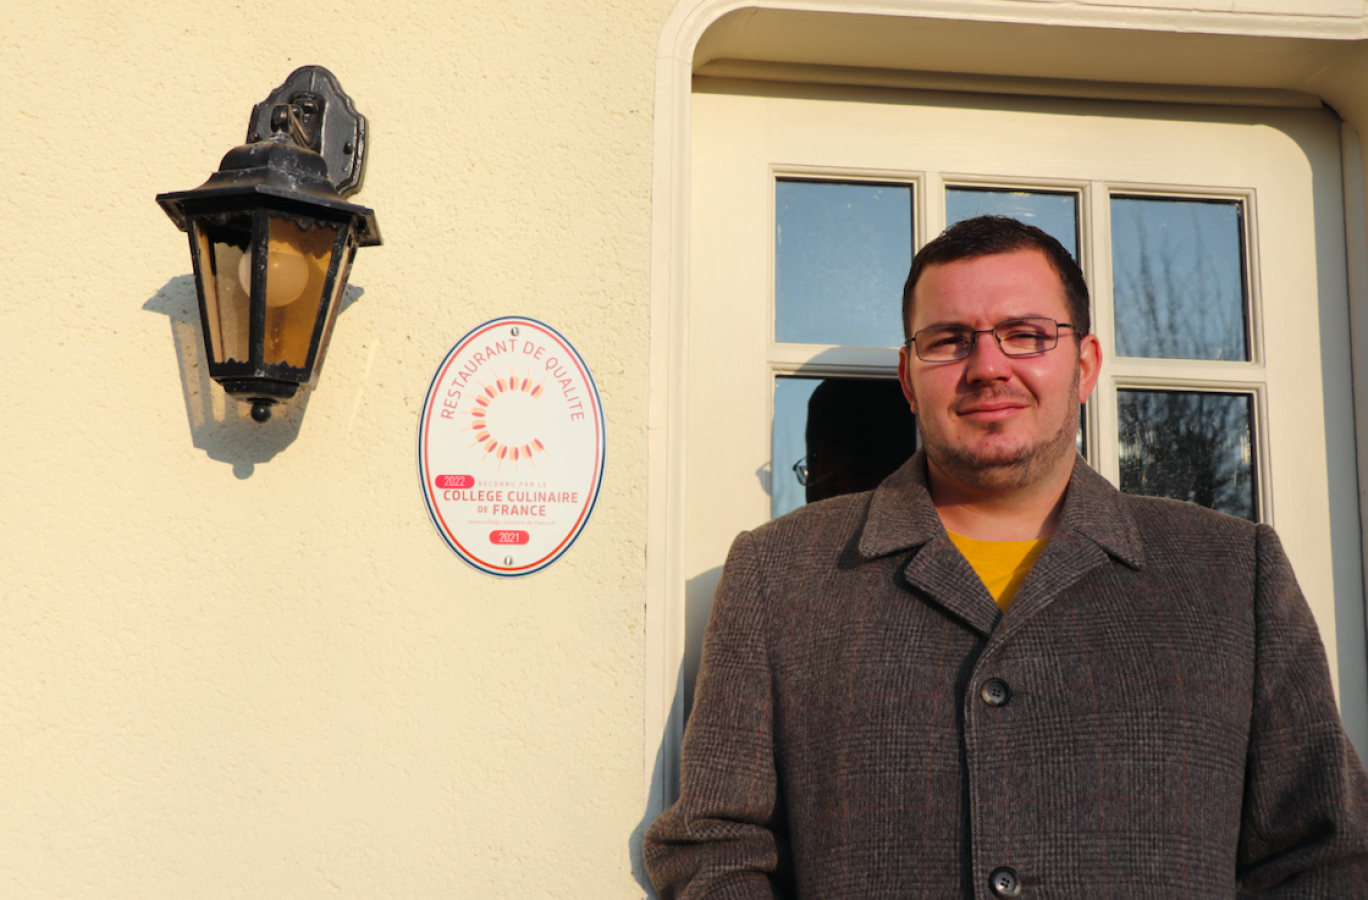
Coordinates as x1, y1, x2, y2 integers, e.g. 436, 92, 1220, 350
246, 66, 368, 197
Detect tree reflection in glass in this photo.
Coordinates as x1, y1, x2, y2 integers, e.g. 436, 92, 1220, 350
1112, 196, 1249, 361
1118, 389, 1257, 521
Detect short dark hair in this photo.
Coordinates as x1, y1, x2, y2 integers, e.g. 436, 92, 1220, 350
901, 215, 1090, 341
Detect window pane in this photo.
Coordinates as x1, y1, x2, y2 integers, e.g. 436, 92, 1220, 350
772, 378, 820, 518
772, 376, 917, 519
1117, 389, 1257, 521
775, 180, 912, 347
946, 188, 1079, 260
1111, 196, 1248, 361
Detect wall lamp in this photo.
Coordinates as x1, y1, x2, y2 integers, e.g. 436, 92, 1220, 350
157, 66, 381, 422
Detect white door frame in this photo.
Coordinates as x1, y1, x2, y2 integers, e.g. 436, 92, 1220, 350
645, 0, 1368, 819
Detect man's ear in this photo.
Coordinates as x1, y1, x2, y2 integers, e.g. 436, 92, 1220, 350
897, 346, 918, 414
1077, 333, 1102, 403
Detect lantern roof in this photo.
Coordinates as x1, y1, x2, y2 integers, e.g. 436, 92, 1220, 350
157, 126, 381, 246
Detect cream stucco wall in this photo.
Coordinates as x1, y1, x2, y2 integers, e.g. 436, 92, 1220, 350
8, 0, 1368, 897
2, 1, 671, 896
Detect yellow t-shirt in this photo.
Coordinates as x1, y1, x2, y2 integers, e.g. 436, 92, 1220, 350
947, 531, 1050, 611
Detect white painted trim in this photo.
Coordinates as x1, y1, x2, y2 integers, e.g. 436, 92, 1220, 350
665, 0, 1368, 48
645, 48, 691, 817
1340, 122, 1368, 748
647, 0, 1368, 825
697, 60, 1326, 109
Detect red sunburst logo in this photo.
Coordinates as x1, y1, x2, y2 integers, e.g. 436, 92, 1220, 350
465, 369, 553, 469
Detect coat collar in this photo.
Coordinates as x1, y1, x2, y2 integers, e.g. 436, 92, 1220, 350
858, 451, 1145, 636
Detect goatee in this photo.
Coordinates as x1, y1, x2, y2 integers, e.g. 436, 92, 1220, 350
919, 368, 1081, 493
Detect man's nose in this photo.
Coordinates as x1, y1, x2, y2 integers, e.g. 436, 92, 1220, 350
963, 330, 1012, 381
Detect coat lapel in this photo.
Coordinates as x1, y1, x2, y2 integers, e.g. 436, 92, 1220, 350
859, 453, 1001, 637
1003, 460, 1144, 629
857, 452, 1145, 640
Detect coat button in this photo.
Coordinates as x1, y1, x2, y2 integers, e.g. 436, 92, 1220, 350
980, 678, 1012, 707
989, 866, 1022, 898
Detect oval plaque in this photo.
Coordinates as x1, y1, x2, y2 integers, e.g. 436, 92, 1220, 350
418, 317, 605, 576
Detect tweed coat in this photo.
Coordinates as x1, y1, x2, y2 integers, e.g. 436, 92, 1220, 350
644, 453, 1368, 899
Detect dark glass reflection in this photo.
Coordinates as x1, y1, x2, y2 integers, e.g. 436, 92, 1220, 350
775, 180, 912, 348
1111, 196, 1249, 361
1077, 404, 1087, 458
946, 188, 1079, 260
772, 377, 917, 519
1118, 390, 1257, 521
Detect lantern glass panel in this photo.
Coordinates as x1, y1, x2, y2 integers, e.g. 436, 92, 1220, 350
194, 218, 252, 364
193, 225, 224, 362
314, 240, 355, 376
263, 215, 338, 368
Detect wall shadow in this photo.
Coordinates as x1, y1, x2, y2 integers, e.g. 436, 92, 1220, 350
682, 565, 724, 734
630, 670, 681, 899
630, 565, 723, 897
142, 274, 363, 478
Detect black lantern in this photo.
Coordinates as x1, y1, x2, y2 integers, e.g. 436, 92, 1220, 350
157, 66, 381, 422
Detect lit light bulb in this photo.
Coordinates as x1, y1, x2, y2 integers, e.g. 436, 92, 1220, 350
238, 241, 310, 307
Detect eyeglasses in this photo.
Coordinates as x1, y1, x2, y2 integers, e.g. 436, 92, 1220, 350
792, 455, 832, 488
907, 317, 1076, 362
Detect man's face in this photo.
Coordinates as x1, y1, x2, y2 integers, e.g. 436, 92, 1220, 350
897, 249, 1101, 493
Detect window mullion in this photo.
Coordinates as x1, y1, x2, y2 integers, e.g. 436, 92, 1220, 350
1088, 179, 1121, 486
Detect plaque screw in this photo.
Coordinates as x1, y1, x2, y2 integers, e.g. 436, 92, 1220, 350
504, 556, 514, 566
511, 326, 520, 337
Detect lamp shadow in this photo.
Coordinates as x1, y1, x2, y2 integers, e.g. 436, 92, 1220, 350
142, 274, 364, 479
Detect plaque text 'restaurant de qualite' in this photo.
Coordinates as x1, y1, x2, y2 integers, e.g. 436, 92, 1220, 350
418, 317, 605, 576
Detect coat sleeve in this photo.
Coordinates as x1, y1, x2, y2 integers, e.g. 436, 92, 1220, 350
1236, 524, 1368, 896
643, 530, 791, 900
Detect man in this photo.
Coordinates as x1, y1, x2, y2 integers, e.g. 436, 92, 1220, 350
644, 216, 1368, 898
